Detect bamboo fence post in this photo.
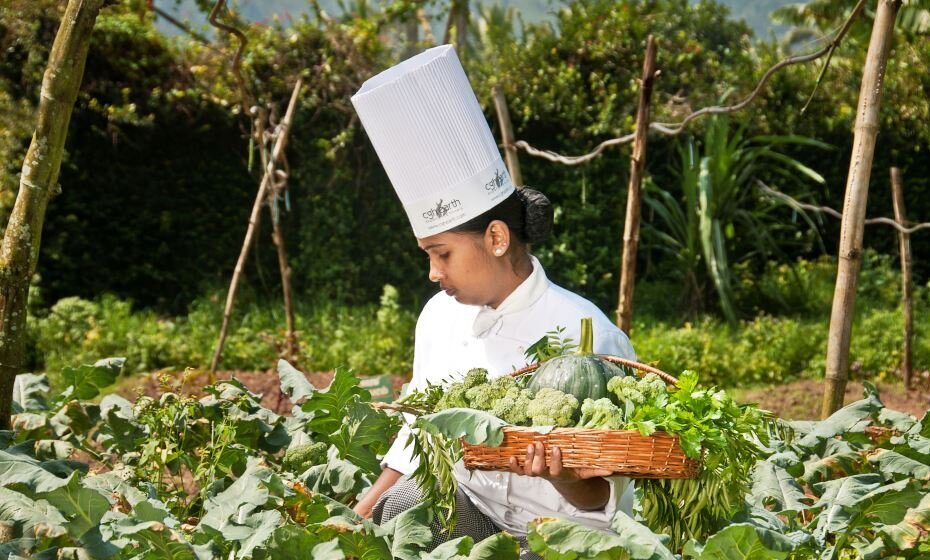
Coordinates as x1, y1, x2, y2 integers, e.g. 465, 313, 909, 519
889, 167, 912, 389
0, 0, 106, 429
210, 78, 303, 376
492, 85, 523, 187
821, 0, 901, 418
617, 35, 658, 334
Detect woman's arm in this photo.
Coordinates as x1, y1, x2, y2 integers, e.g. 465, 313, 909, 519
353, 467, 404, 519
508, 442, 612, 510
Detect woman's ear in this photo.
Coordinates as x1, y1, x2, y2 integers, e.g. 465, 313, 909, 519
485, 220, 511, 257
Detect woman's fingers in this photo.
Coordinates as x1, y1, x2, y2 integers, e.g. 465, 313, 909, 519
550, 446, 563, 478
531, 441, 546, 475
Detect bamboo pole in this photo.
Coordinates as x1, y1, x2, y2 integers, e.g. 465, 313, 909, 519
889, 167, 912, 389
210, 78, 303, 375
617, 35, 658, 333
492, 85, 523, 187
821, 0, 901, 418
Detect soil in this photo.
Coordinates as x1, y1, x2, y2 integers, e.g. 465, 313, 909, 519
734, 375, 930, 420
117, 368, 930, 421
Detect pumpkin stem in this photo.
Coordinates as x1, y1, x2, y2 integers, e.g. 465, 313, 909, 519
576, 317, 594, 355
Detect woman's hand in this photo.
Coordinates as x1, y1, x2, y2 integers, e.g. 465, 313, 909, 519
507, 441, 612, 510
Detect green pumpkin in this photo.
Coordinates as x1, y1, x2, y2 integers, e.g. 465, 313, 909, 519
527, 317, 624, 401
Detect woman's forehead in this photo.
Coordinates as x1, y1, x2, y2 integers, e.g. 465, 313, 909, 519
417, 231, 472, 251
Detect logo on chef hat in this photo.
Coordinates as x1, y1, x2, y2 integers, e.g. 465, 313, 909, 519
423, 198, 463, 222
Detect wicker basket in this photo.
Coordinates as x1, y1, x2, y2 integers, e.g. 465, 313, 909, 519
460, 356, 701, 479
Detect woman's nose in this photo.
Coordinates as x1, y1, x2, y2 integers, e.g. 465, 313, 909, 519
428, 261, 443, 283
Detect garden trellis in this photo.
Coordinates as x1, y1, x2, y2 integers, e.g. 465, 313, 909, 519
759, 171, 928, 395
490, 0, 908, 417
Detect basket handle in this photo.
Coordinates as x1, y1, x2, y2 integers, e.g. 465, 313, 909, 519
510, 355, 678, 387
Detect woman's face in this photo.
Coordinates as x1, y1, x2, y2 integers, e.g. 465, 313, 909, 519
418, 227, 509, 307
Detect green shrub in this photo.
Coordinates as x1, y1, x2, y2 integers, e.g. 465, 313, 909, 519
633, 304, 929, 388
29, 285, 417, 378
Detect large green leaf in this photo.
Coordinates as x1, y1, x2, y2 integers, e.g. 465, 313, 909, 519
100, 501, 195, 559
302, 447, 366, 499
867, 449, 930, 481
277, 360, 316, 404
0, 486, 67, 539
811, 474, 881, 543
381, 501, 433, 560
796, 396, 882, 450
59, 358, 125, 402
260, 525, 323, 558
299, 369, 371, 438
12, 374, 49, 413
749, 462, 810, 513
467, 532, 520, 559
82, 472, 147, 507
236, 510, 282, 559
95, 395, 143, 453
0, 449, 69, 493
801, 451, 860, 486
683, 523, 797, 559
420, 536, 474, 560
529, 516, 674, 560
310, 517, 392, 560
609, 511, 677, 560
328, 398, 397, 476
880, 492, 930, 551
878, 408, 918, 433
418, 408, 508, 446
200, 458, 278, 533
832, 480, 924, 555
35, 472, 111, 539
309, 539, 345, 559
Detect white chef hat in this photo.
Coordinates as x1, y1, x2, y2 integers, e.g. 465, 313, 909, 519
351, 45, 515, 238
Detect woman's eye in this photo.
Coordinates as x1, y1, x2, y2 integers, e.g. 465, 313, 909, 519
439, 253, 450, 260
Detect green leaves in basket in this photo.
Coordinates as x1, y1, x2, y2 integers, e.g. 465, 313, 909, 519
634, 371, 775, 552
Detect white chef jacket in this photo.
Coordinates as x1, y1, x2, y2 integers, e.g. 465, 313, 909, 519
381, 256, 637, 536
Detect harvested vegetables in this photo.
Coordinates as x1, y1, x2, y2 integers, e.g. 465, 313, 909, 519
385, 318, 773, 542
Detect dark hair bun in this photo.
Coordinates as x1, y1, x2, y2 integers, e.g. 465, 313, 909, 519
517, 187, 553, 244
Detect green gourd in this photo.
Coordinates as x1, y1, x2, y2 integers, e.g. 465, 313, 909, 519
527, 317, 624, 401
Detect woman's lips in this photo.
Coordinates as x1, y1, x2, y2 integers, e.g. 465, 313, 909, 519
443, 287, 457, 297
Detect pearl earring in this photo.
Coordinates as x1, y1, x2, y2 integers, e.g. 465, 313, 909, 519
495, 249, 503, 256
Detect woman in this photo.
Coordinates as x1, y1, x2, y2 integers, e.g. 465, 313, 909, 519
350, 45, 636, 554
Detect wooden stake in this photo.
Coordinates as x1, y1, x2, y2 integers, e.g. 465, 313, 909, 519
821, 0, 901, 418
492, 85, 523, 187
210, 78, 303, 376
890, 167, 912, 389
617, 35, 658, 334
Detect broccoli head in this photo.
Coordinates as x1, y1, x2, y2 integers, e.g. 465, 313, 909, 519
283, 441, 328, 474
577, 397, 624, 430
490, 386, 534, 425
465, 375, 516, 411
434, 383, 469, 411
607, 375, 646, 406
526, 388, 579, 427
462, 368, 490, 390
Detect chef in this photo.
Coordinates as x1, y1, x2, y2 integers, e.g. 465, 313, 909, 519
350, 44, 636, 555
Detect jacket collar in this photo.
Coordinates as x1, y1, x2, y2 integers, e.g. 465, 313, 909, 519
472, 256, 549, 338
